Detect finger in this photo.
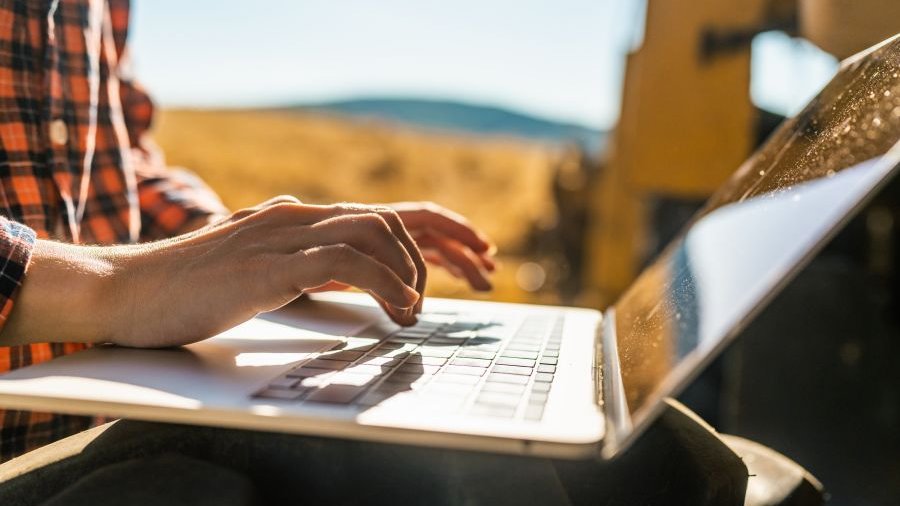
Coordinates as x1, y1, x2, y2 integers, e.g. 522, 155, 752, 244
394, 203, 493, 254
416, 235, 492, 291
251, 204, 419, 293
254, 203, 426, 318
422, 249, 466, 280
288, 244, 419, 313
369, 207, 428, 317
419, 232, 497, 273
304, 214, 418, 290
479, 253, 497, 272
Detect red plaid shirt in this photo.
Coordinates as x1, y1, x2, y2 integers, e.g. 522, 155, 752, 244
0, 0, 227, 460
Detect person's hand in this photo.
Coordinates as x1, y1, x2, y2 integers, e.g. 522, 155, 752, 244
389, 201, 496, 290
304, 201, 497, 313
2, 199, 429, 348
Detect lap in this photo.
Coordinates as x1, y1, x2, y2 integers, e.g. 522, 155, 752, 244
0, 401, 750, 505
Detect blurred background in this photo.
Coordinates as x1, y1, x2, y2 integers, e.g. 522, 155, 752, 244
129, 0, 838, 306
130, 1, 900, 503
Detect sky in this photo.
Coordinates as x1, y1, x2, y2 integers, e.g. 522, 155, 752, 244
129, 1, 837, 130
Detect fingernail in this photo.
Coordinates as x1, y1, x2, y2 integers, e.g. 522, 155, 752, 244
480, 254, 497, 272
402, 285, 420, 305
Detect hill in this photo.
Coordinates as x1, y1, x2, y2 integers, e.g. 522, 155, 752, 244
296, 97, 606, 152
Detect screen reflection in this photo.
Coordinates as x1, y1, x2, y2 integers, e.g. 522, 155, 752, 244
614, 36, 900, 420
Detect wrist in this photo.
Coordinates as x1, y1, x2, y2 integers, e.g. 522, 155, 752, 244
2, 240, 123, 345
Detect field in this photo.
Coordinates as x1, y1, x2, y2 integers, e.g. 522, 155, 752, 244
154, 109, 561, 303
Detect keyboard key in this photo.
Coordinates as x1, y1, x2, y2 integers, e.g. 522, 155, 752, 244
397, 364, 441, 375
417, 347, 456, 358
328, 372, 379, 386
492, 364, 532, 376
306, 385, 368, 404
540, 357, 559, 366
444, 365, 486, 376
476, 391, 521, 408
287, 367, 335, 379
406, 355, 448, 366
531, 382, 551, 393
456, 350, 496, 360
254, 388, 306, 401
481, 382, 527, 395
426, 336, 464, 345
419, 313, 456, 324
268, 376, 299, 389
446, 320, 485, 331
319, 350, 365, 362
377, 342, 417, 352
414, 321, 444, 330
524, 405, 545, 421
511, 337, 543, 344
354, 321, 400, 340
475, 327, 507, 340
360, 356, 403, 367
505, 343, 542, 352
537, 364, 556, 374
534, 373, 554, 383
451, 357, 492, 368
466, 337, 502, 347
395, 329, 433, 337
542, 350, 559, 358
356, 391, 396, 407
384, 371, 429, 384
298, 374, 333, 388
388, 335, 426, 344
434, 374, 481, 385
305, 359, 350, 370
462, 342, 501, 352
495, 357, 536, 368
528, 391, 549, 404
345, 364, 392, 376
357, 383, 413, 406
487, 373, 530, 385
500, 350, 539, 360
344, 338, 380, 351
440, 330, 474, 339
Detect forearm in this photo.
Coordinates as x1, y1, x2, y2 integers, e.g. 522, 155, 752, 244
0, 202, 426, 350
1, 241, 121, 346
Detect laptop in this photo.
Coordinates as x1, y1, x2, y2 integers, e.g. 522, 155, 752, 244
1, 35, 899, 460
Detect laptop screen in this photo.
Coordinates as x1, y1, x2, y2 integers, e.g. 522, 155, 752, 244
612, 35, 900, 427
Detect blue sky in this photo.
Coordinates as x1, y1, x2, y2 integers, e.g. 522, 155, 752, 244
129, 1, 837, 130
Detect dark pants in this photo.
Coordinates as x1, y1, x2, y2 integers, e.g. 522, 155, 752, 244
0, 400, 816, 506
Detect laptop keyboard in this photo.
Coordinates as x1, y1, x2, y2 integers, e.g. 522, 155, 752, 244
253, 312, 563, 422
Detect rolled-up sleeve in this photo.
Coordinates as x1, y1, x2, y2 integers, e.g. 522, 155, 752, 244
0, 218, 35, 332
135, 161, 229, 240
119, 65, 228, 241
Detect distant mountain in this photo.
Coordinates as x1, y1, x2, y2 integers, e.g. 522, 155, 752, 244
293, 97, 606, 152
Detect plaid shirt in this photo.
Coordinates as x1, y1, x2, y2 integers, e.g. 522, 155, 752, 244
0, 0, 227, 460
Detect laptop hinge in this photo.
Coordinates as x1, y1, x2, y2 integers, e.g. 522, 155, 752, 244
598, 308, 633, 458
593, 312, 604, 410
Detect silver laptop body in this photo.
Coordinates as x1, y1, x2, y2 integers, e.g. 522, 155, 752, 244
1, 35, 899, 460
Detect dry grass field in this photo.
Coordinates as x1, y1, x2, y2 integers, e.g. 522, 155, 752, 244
154, 109, 561, 303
